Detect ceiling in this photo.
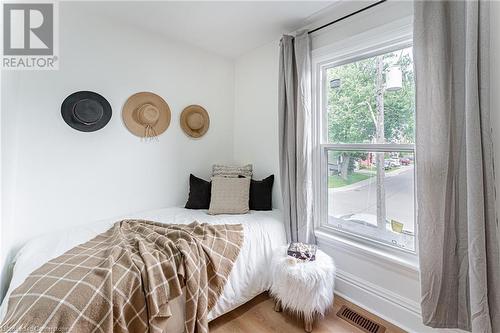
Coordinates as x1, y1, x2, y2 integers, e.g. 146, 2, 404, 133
92, 1, 336, 58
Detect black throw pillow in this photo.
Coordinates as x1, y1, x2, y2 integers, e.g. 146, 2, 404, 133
185, 174, 211, 209
249, 175, 274, 210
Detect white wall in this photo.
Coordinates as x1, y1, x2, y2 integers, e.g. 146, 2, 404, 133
1, 2, 234, 293
233, 41, 282, 208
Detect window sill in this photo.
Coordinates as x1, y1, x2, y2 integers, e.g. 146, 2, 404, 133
315, 228, 419, 274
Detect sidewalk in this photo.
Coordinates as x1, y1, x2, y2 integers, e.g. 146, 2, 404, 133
331, 166, 413, 193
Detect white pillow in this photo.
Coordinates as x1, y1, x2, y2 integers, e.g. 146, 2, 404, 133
208, 177, 250, 215
212, 164, 252, 178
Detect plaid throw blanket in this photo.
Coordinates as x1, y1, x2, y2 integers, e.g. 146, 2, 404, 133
0, 220, 243, 333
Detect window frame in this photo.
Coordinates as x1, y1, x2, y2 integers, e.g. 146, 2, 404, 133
312, 37, 418, 260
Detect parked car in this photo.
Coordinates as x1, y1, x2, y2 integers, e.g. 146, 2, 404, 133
374, 160, 392, 170
389, 158, 401, 168
400, 157, 411, 166
340, 213, 391, 230
339, 213, 414, 236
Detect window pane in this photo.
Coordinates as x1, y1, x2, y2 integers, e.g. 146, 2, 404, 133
327, 150, 415, 251
326, 47, 415, 144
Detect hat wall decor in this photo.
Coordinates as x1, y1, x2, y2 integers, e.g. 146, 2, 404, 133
61, 91, 112, 132
180, 105, 210, 138
122, 92, 171, 139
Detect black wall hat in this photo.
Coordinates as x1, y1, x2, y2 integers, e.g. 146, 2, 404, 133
61, 91, 112, 132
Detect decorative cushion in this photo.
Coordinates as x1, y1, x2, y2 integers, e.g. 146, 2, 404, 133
185, 174, 211, 209
250, 175, 274, 210
208, 177, 250, 215
270, 246, 335, 321
212, 164, 252, 178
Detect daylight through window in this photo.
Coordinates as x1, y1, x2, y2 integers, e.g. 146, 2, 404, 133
320, 46, 416, 252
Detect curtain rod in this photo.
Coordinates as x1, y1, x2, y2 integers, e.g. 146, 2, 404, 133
308, 0, 387, 35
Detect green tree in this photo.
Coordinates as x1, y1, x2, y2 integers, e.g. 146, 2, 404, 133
327, 48, 415, 145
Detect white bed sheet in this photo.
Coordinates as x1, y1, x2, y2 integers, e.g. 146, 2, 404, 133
0, 207, 286, 332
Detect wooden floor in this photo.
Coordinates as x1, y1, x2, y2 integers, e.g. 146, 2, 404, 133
209, 293, 406, 333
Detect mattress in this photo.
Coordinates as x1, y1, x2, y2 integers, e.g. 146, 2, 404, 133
0, 207, 287, 332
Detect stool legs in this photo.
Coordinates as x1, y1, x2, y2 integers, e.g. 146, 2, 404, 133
274, 299, 282, 312
273, 299, 313, 332
304, 317, 313, 332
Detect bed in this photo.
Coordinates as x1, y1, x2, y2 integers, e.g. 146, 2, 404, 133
0, 207, 287, 332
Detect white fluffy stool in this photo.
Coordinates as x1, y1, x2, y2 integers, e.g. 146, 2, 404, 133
270, 245, 335, 332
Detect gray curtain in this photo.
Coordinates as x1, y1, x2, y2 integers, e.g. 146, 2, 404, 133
278, 31, 314, 243
414, 1, 500, 332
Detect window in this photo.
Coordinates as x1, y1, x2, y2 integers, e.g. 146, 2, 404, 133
316, 45, 416, 253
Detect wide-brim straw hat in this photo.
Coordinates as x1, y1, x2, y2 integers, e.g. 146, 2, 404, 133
180, 105, 209, 138
122, 92, 171, 138
61, 91, 112, 132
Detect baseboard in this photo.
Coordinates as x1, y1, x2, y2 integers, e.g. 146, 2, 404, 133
334, 267, 419, 332
336, 268, 421, 315
334, 268, 464, 333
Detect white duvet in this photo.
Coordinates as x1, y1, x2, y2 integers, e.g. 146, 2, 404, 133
0, 207, 286, 332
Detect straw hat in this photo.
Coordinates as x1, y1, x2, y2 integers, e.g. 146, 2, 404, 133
61, 91, 112, 132
180, 105, 210, 138
122, 92, 171, 138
